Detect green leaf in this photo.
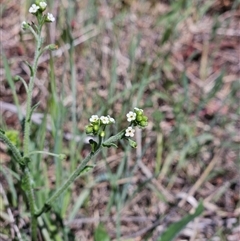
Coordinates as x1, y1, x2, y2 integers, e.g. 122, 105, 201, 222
206, 72, 223, 100
128, 138, 137, 148
157, 201, 204, 241
24, 61, 33, 76
94, 223, 110, 241
5, 130, 20, 147
21, 175, 29, 192
0, 128, 5, 134
161, 27, 173, 44
89, 139, 98, 152
102, 142, 118, 148
29, 101, 40, 121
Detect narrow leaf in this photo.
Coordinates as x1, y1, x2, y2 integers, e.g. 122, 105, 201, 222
94, 223, 110, 241
102, 142, 118, 148
89, 139, 98, 152
128, 138, 137, 148
158, 201, 204, 241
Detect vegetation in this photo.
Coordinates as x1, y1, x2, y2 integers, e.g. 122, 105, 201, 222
1, 0, 239, 240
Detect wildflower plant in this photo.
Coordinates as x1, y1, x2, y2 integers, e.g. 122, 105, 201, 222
0, 2, 148, 240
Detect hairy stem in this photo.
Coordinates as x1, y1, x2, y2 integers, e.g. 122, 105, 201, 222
23, 33, 42, 156
36, 130, 126, 217
23, 168, 38, 240
22, 25, 43, 241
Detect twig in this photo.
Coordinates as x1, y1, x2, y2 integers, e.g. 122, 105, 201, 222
122, 218, 161, 239
67, 215, 154, 227
178, 149, 222, 207
138, 160, 175, 203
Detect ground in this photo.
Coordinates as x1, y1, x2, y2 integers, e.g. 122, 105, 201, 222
0, 0, 240, 240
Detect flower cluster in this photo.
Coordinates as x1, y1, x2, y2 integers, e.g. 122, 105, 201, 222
125, 108, 148, 138
85, 115, 115, 136
28, 1, 55, 22
126, 108, 148, 127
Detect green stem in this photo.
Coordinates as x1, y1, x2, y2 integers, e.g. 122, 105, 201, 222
28, 150, 64, 159
69, 42, 78, 173
15, 75, 29, 93
23, 33, 42, 156
22, 25, 43, 241
0, 131, 38, 240
35, 150, 98, 216
36, 130, 125, 217
23, 168, 38, 240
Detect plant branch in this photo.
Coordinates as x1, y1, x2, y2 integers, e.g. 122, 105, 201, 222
22, 23, 44, 241
23, 31, 42, 157
35, 130, 126, 217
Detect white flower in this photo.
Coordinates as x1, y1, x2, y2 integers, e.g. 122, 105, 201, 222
134, 107, 143, 113
89, 115, 99, 123
125, 127, 135, 137
46, 13, 55, 22
126, 111, 136, 122
29, 4, 40, 13
100, 116, 109, 124
39, 2, 47, 10
108, 115, 115, 123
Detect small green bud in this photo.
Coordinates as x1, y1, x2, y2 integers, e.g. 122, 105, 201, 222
142, 116, 148, 121
139, 121, 148, 127
136, 115, 143, 122
21, 21, 29, 30
128, 138, 137, 148
85, 125, 93, 134
136, 110, 143, 116
47, 44, 58, 51
59, 154, 66, 160
93, 124, 99, 132
100, 131, 105, 137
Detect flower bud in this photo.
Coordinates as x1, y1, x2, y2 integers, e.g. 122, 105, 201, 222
38, 1, 47, 11
45, 13, 55, 22
21, 21, 29, 30
47, 44, 58, 51
136, 115, 143, 122
93, 124, 99, 132
135, 110, 143, 116
29, 4, 40, 14
100, 131, 105, 137
140, 121, 148, 127
59, 154, 66, 160
142, 116, 148, 121
85, 125, 93, 134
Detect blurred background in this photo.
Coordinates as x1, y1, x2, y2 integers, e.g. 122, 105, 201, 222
1, 0, 240, 240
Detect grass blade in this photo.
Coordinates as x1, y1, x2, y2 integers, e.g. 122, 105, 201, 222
157, 201, 204, 241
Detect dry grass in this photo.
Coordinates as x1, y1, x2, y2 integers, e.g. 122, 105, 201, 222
0, 0, 240, 240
